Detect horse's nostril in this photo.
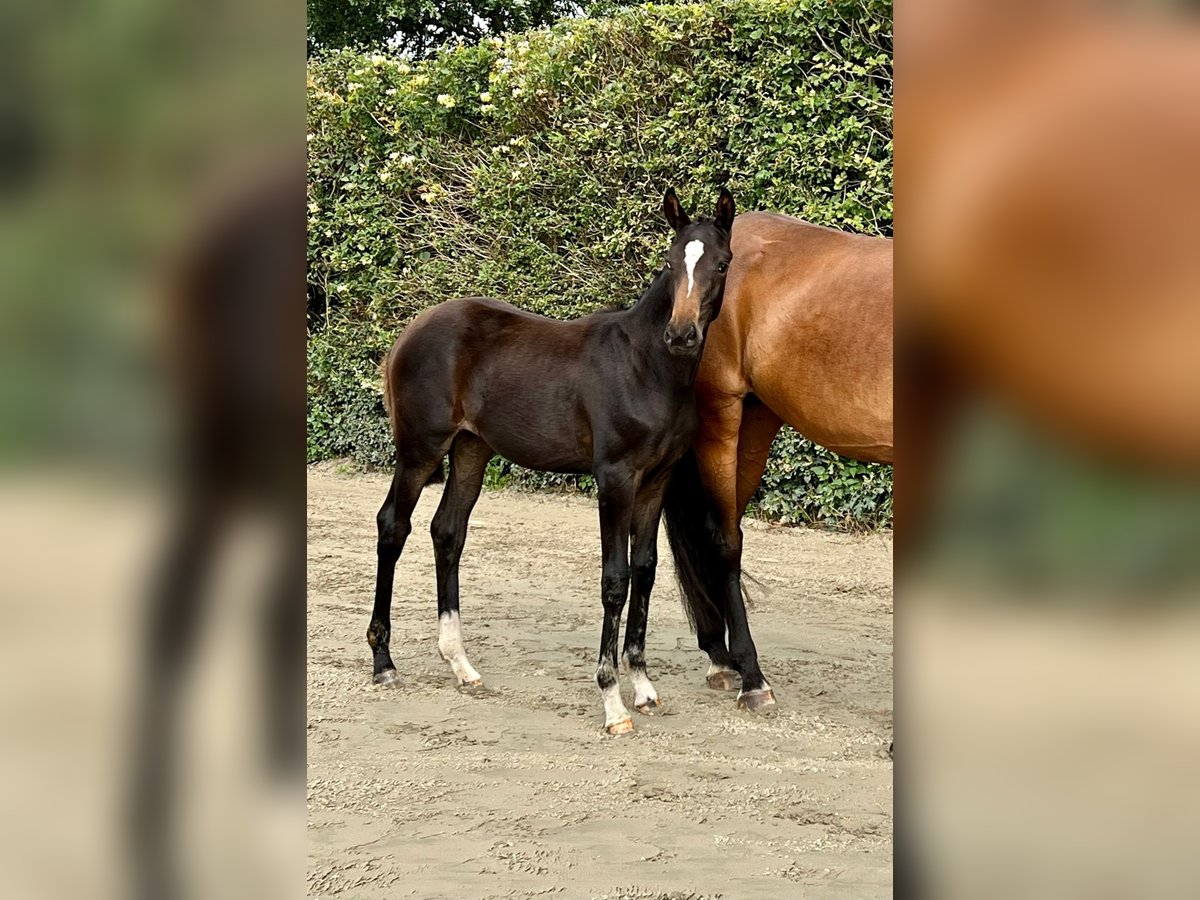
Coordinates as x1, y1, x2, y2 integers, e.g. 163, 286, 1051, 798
665, 324, 698, 350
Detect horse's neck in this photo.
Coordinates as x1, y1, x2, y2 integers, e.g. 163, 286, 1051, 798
626, 270, 669, 317
619, 284, 701, 391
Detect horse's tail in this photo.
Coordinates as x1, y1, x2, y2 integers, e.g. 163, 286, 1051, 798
663, 448, 729, 635
379, 345, 396, 423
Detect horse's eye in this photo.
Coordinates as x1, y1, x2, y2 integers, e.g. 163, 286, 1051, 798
717, 262, 728, 273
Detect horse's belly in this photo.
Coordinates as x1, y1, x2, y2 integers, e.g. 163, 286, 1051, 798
467, 405, 593, 475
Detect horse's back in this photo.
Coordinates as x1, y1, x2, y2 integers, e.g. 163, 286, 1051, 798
383, 296, 598, 471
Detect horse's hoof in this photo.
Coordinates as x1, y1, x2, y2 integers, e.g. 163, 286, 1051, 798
606, 717, 635, 735
737, 687, 776, 711
373, 669, 401, 687
635, 697, 662, 715
706, 671, 741, 692
460, 677, 484, 690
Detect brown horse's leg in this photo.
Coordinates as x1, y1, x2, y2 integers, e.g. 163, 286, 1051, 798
430, 433, 492, 687
735, 401, 783, 515
729, 401, 783, 710
623, 469, 671, 714
691, 395, 745, 690
695, 396, 778, 707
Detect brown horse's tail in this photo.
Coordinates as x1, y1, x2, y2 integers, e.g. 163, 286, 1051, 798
663, 448, 730, 635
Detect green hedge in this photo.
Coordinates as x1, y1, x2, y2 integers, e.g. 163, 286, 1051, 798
307, 0, 892, 529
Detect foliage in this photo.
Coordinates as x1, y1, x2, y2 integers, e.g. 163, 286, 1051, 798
307, 321, 397, 466
307, 0, 892, 529
307, 0, 582, 58
751, 427, 893, 530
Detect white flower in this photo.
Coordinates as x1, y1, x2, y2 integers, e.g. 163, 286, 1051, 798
308, 202, 320, 213
399, 154, 416, 166
479, 91, 492, 102
511, 86, 524, 97
385, 88, 397, 96
436, 93, 456, 108
379, 170, 391, 182
370, 54, 386, 66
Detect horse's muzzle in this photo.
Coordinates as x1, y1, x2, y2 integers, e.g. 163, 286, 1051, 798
664, 324, 700, 355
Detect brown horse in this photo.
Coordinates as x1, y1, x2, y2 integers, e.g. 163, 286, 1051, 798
663, 211, 892, 709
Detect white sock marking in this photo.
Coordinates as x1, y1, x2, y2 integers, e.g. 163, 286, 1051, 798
601, 679, 631, 728
438, 611, 481, 685
684, 239, 705, 296
630, 668, 658, 707
597, 660, 631, 728
624, 650, 658, 707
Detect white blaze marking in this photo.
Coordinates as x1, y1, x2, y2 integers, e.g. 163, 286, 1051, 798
438, 611, 482, 685
684, 240, 705, 297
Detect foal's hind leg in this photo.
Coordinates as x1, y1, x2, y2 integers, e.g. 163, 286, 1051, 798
430, 432, 491, 687
623, 470, 670, 714
369, 460, 440, 685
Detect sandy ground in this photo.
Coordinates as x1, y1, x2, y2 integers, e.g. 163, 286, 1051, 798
307, 465, 893, 899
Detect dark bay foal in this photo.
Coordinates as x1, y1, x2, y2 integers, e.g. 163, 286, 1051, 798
369, 187, 735, 733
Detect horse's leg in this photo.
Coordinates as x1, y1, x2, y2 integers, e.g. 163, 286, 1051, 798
623, 469, 670, 714
734, 401, 783, 516
368, 455, 440, 685
129, 488, 220, 900
430, 432, 491, 687
729, 401, 783, 710
691, 395, 743, 690
595, 466, 638, 734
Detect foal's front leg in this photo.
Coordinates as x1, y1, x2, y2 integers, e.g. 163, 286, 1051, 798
595, 468, 637, 735
624, 474, 669, 714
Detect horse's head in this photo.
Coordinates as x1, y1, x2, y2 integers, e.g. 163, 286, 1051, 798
660, 186, 735, 357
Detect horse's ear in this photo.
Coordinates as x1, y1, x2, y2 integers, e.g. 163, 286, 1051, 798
714, 188, 735, 233
663, 187, 691, 232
